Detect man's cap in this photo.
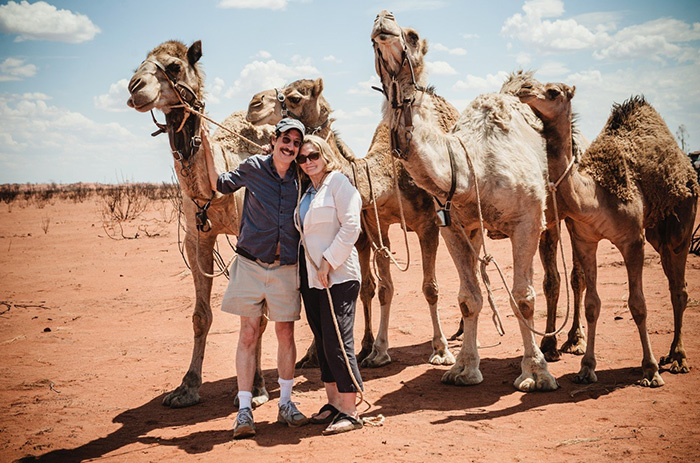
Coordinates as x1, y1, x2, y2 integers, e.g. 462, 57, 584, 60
275, 117, 305, 137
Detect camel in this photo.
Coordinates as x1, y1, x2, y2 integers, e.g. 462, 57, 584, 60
514, 75, 699, 384
371, 10, 558, 391
246, 78, 467, 367
126, 40, 274, 407
502, 71, 590, 362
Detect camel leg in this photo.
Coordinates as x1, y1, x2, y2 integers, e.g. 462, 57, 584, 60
356, 231, 376, 364
560, 238, 587, 356
510, 226, 558, 392
361, 226, 393, 368
646, 197, 697, 374
618, 239, 663, 387
441, 228, 483, 386
571, 232, 602, 384
418, 222, 454, 365
538, 226, 561, 362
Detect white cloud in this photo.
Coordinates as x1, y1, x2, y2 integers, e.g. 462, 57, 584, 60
323, 55, 342, 64
218, 0, 291, 10
0, 92, 169, 183
0, 57, 37, 82
348, 75, 382, 96
537, 61, 570, 77
256, 50, 272, 59
0, 1, 100, 43
223, 59, 320, 98
461, 33, 479, 40
426, 60, 457, 76
453, 71, 510, 92
206, 77, 226, 105
502, 2, 700, 63
431, 43, 467, 56
94, 79, 130, 113
516, 52, 531, 67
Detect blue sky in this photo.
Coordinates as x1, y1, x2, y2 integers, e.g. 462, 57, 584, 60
1, 0, 699, 184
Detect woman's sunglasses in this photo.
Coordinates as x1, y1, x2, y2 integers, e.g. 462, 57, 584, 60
297, 151, 321, 164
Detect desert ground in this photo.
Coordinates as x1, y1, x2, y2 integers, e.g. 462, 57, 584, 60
1, 190, 699, 462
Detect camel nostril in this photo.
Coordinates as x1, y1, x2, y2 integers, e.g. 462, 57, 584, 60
129, 77, 144, 94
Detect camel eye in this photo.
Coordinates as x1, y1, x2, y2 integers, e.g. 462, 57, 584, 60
407, 31, 419, 42
546, 88, 560, 99
167, 62, 181, 75
288, 96, 301, 104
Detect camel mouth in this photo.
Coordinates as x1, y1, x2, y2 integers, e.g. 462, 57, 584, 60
127, 95, 159, 113
372, 30, 401, 43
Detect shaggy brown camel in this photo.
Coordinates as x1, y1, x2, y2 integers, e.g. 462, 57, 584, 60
371, 11, 558, 391
247, 78, 465, 367
515, 76, 699, 384
127, 40, 274, 407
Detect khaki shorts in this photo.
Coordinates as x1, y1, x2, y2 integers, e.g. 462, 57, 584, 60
221, 255, 301, 322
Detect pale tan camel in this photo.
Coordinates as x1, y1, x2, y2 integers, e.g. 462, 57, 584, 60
515, 76, 699, 384
127, 40, 274, 407
247, 78, 465, 367
371, 11, 558, 391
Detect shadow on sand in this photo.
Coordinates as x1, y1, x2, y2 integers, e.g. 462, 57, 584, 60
19, 341, 645, 462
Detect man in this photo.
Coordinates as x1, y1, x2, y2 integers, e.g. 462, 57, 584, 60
204, 118, 309, 439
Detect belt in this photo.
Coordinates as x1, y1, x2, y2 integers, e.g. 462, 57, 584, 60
236, 248, 280, 263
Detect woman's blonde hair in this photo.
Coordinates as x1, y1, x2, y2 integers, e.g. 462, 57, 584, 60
300, 134, 340, 174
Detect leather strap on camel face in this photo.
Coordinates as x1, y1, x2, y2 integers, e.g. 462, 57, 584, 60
274, 87, 331, 136
144, 58, 205, 172
373, 32, 425, 161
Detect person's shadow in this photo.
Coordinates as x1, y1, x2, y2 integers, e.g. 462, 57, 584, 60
17, 341, 644, 461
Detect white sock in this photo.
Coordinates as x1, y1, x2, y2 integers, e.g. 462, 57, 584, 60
278, 377, 294, 405
238, 391, 253, 410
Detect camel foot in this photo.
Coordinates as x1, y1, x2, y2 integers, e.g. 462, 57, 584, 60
360, 349, 391, 368
162, 384, 201, 408
540, 336, 561, 363
357, 345, 373, 364
561, 336, 586, 356
573, 367, 597, 385
441, 364, 483, 386
429, 348, 456, 365
659, 353, 690, 374
296, 350, 319, 369
638, 372, 664, 388
515, 357, 558, 392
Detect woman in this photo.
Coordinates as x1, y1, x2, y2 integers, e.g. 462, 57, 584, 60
294, 134, 364, 435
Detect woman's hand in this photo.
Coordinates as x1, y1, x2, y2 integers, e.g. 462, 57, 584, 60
317, 258, 331, 288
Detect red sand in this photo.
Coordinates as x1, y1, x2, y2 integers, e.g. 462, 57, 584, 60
1, 197, 699, 462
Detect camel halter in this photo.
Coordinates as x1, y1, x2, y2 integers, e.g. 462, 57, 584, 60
274, 87, 332, 137
294, 175, 384, 427
372, 30, 426, 161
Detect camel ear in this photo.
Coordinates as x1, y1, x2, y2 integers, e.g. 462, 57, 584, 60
314, 78, 324, 96
188, 40, 202, 66
421, 39, 428, 57
567, 85, 576, 100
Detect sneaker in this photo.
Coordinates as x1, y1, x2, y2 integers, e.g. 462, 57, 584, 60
233, 407, 256, 439
277, 401, 309, 427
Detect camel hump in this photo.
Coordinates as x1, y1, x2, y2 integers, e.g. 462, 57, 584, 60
211, 110, 274, 164
461, 93, 543, 135
582, 96, 699, 225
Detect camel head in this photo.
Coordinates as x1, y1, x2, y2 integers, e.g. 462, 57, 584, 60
126, 40, 204, 114
245, 78, 331, 133
371, 10, 428, 89
517, 80, 575, 124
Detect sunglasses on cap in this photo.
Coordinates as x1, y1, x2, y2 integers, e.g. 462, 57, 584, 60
297, 151, 321, 164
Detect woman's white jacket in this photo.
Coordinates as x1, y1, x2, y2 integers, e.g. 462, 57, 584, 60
294, 171, 362, 290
